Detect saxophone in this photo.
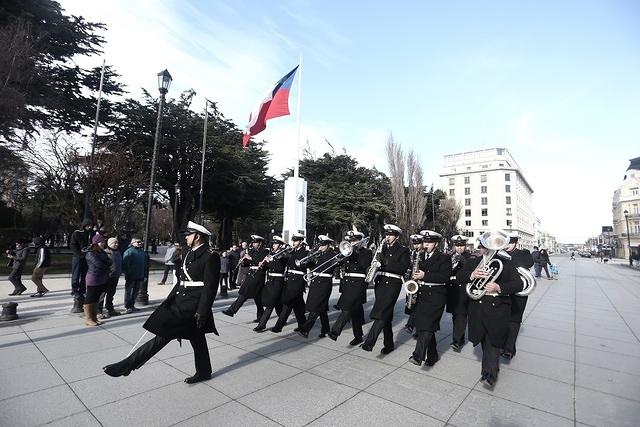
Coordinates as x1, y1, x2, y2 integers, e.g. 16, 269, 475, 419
404, 250, 421, 310
365, 241, 385, 283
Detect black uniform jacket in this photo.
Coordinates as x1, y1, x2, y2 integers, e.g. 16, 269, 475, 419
413, 250, 452, 332
446, 251, 472, 314
508, 248, 535, 322
337, 247, 373, 310
144, 244, 220, 339
457, 253, 524, 347
239, 246, 269, 298
261, 255, 287, 307
305, 249, 336, 313
282, 246, 309, 304
370, 241, 411, 321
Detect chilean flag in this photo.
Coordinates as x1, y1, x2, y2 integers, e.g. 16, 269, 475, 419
242, 65, 299, 148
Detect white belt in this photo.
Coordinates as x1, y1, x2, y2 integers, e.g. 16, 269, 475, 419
310, 273, 332, 278
249, 266, 260, 270
485, 292, 499, 297
287, 269, 305, 275
268, 272, 284, 277
182, 281, 204, 287
378, 272, 403, 280
344, 273, 366, 278
421, 282, 445, 287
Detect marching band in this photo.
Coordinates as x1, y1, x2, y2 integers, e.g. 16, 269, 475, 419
104, 221, 536, 387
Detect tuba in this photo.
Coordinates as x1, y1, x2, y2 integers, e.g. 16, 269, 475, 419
516, 267, 536, 296
404, 250, 421, 310
466, 230, 509, 300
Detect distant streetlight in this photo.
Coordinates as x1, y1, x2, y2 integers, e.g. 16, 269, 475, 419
137, 69, 172, 305
624, 209, 632, 266
173, 183, 180, 241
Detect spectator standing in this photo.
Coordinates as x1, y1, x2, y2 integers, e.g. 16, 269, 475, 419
122, 237, 147, 313
99, 238, 123, 318
158, 243, 178, 285
235, 241, 249, 289
219, 251, 229, 298
531, 246, 542, 278
30, 237, 51, 297
539, 249, 554, 279
84, 234, 112, 326
70, 219, 93, 310
227, 243, 240, 289
6, 239, 29, 296
151, 238, 158, 255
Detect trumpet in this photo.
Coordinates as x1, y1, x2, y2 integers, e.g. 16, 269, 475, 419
465, 230, 509, 300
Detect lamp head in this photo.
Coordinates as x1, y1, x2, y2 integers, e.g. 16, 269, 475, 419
157, 69, 172, 94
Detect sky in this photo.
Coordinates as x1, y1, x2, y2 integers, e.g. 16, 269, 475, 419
59, 0, 640, 243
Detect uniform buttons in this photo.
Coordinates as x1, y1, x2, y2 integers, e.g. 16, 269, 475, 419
479, 301, 482, 304
492, 303, 495, 306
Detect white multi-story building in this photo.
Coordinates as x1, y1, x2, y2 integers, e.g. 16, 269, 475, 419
439, 148, 536, 249
612, 157, 640, 260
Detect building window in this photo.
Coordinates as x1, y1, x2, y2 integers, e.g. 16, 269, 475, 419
505, 185, 511, 193
465, 220, 471, 227
505, 173, 511, 181
632, 187, 639, 196
507, 220, 512, 227
482, 164, 488, 169
464, 176, 470, 184
466, 166, 471, 171
499, 163, 504, 166
506, 207, 512, 216
482, 208, 488, 216
465, 198, 471, 206
481, 197, 488, 205
465, 187, 470, 195
465, 209, 471, 217
449, 177, 455, 185
481, 186, 487, 194
464, 231, 474, 237
481, 174, 487, 183
482, 220, 488, 226
506, 196, 511, 204
449, 188, 455, 196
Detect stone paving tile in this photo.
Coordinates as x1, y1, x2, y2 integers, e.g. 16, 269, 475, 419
33, 331, 127, 360
0, 331, 29, 346
49, 344, 133, 383
265, 339, 344, 370
575, 333, 640, 358
402, 352, 481, 388
41, 411, 102, 427
575, 363, 640, 402
575, 386, 640, 427
0, 384, 86, 427
474, 368, 574, 419
174, 401, 281, 427
91, 381, 230, 427
348, 340, 418, 367
513, 335, 575, 361
238, 372, 358, 427
0, 325, 23, 336
307, 391, 444, 427
517, 324, 575, 345
308, 353, 397, 390
576, 346, 640, 375
0, 342, 47, 370
523, 316, 575, 333
500, 350, 575, 384
69, 361, 186, 408
0, 360, 64, 401
366, 367, 469, 422
448, 389, 574, 427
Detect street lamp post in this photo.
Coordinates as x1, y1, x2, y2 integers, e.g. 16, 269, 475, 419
137, 69, 172, 305
173, 183, 180, 242
624, 210, 632, 266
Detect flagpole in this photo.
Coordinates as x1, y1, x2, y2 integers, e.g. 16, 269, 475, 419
198, 99, 209, 223
294, 53, 302, 178
83, 59, 106, 220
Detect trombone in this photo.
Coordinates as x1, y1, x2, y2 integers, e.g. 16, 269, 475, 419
304, 237, 370, 282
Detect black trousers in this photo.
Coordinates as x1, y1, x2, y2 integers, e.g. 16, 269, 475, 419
451, 313, 468, 345
503, 322, 521, 356
122, 334, 211, 375
273, 297, 306, 331
71, 256, 87, 297
481, 336, 501, 379
98, 277, 119, 312
8, 268, 25, 291
364, 318, 394, 350
413, 331, 437, 362
160, 265, 173, 283
405, 311, 416, 329
255, 302, 283, 329
332, 305, 364, 339
228, 294, 264, 318
301, 311, 330, 334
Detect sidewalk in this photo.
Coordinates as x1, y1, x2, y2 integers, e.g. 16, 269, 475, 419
1, 257, 639, 426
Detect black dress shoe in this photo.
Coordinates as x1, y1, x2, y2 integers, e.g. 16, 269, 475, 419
270, 327, 282, 333
481, 374, 495, 387
408, 356, 422, 366
16, 286, 27, 295
404, 325, 414, 333
349, 337, 363, 346
361, 343, 373, 352
254, 326, 266, 332
293, 326, 302, 332
8, 291, 18, 296
252, 318, 260, 323
103, 360, 132, 377
184, 372, 212, 384
426, 353, 439, 366
298, 330, 309, 338
501, 351, 513, 359
222, 308, 234, 317
380, 346, 395, 355
328, 331, 338, 341
318, 332, 327, 338
451, 342, 462, 352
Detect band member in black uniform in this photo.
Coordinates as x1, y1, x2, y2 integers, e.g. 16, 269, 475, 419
404, 234, 425, 334
254, 236, 287, 332
446, 234, 472, 351
328, 231, 373, 345
408, 230, 452, 366
222, 235, 268, 321
103, 221, 220, 383
271, 233, 309, 333
298, 235, 335, 338
502, 232, 534, 359
361, 224, 411, 354
456, 230, 524, 387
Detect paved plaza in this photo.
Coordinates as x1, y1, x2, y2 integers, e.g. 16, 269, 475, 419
1, 256, 639, 426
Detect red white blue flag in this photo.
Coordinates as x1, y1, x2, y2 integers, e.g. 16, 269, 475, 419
242, 65, 299, 148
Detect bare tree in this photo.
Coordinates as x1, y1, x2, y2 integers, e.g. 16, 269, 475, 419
385, 133, 426, 242
437, 197, 462, 244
